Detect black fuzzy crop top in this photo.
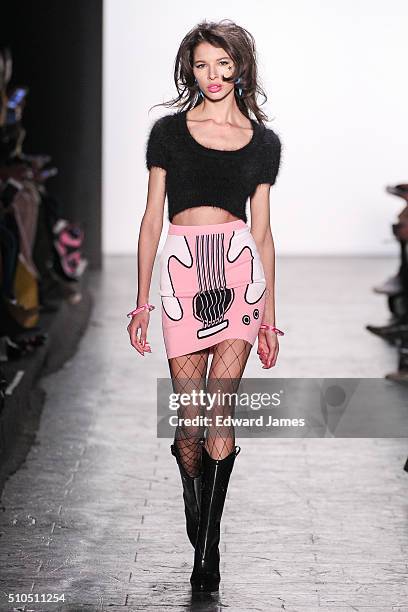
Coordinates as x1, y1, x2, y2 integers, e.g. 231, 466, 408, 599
145, 110, 282, 223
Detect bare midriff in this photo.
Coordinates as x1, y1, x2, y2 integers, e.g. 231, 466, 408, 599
171, 205, 241, 226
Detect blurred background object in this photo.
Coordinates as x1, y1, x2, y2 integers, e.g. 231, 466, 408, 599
0, 0, 101, 487
367, 183, 408, 382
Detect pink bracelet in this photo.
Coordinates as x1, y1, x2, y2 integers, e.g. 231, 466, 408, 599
260, 323, 285, 336
126, 303, 155, 318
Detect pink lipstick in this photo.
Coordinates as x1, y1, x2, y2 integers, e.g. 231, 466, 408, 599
207, 84, 222, 92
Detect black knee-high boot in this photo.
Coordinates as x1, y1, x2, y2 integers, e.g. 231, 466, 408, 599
190, 444, 241, 592
171, 439, 204, 547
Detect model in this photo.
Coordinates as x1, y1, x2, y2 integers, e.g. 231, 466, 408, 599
127, 19, 284, 593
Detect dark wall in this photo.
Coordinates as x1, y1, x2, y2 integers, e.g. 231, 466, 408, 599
0, 0, 103, 269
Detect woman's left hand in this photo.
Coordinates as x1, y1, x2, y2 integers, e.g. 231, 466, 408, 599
257, 329, 279, 369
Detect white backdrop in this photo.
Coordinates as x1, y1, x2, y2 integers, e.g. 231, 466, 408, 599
103, 0, 408, 256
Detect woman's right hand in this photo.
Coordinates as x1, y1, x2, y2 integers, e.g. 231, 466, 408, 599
127, 312, 152, 356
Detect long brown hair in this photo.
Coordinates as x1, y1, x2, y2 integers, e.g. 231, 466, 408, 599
149, 19, 273, 125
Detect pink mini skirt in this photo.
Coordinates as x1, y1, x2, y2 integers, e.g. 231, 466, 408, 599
159, 219, 267, 359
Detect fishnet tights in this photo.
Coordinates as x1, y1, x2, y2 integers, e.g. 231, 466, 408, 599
168, 349, 209, 479
168, 339, 252, 477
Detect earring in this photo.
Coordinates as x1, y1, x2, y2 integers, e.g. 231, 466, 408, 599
194, 77, 204, 99
235, 77, 243, 97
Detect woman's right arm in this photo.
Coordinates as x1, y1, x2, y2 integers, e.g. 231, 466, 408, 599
127, 165, 166, 356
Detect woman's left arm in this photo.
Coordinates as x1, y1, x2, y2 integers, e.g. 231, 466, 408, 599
249, 184, 279, 368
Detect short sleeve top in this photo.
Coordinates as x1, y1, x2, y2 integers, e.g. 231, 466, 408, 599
145, 110, 282, 223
